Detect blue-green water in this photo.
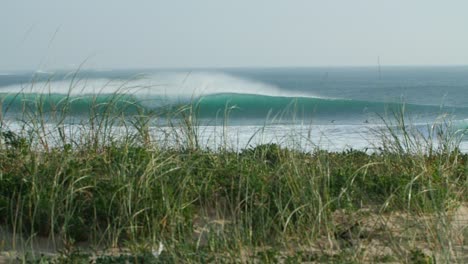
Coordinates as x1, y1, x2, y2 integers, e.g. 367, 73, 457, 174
2, 67, 468, 123
1, 67, 468, 150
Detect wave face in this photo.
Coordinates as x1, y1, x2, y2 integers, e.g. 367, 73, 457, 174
190, 93, 468, 124
1, 92, 464, 126
1, 67, 468, 125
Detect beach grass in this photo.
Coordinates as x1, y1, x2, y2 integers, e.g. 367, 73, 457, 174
0, 88, 467, 263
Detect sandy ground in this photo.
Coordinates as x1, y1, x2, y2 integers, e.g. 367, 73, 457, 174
1, 204, 467, 263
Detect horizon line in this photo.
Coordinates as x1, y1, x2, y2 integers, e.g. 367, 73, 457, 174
2, 63, 468, 74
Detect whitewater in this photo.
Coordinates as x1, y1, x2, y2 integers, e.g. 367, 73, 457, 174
1, 66, 468, 151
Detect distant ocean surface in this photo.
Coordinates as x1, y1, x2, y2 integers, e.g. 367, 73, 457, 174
1, 66, 468, 151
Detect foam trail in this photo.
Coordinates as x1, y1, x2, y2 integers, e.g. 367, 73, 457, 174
0, 71, 325, 99
142, 72, 325, 98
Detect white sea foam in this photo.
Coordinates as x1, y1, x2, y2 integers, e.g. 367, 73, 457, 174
0, 120, 380, 152
141, 71, 325, 98
4, 117, 467, 153
0, 71, 325, 99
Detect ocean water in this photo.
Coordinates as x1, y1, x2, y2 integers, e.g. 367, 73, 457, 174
1, 66, 468, 151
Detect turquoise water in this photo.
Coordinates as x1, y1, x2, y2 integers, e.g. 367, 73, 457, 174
2, 66, 468, 123
1, 67, 468, 150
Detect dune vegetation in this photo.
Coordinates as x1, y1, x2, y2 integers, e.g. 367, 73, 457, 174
0, 90, 467, 263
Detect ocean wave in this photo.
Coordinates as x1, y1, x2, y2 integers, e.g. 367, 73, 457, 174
1, 71, 467, 124
1, 92, 464, 124
0, 71, 326, 99
187, 93, 465, 120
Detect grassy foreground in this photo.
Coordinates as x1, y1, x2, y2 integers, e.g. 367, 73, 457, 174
0, 94, 467, 263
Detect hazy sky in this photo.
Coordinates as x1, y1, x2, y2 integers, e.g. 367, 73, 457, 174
1, 0, 467, 71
